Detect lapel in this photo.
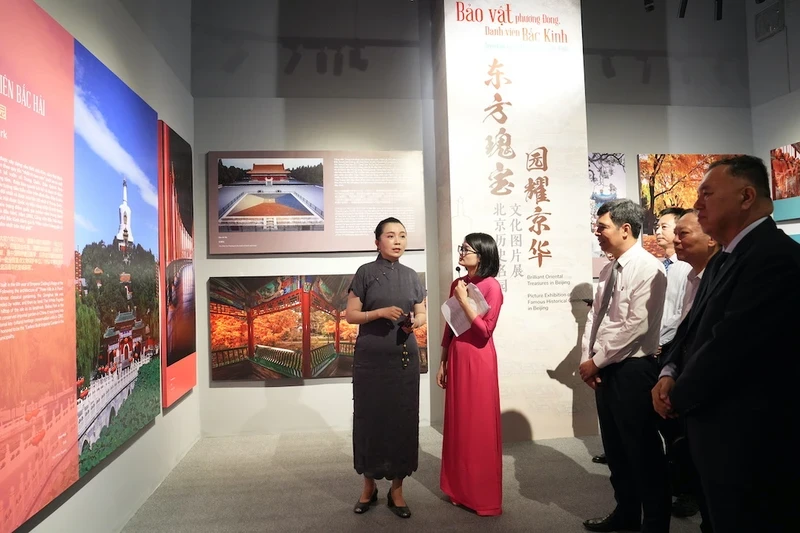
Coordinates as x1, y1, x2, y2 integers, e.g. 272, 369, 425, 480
679, 218, 776, 340
684, 253, 736, 331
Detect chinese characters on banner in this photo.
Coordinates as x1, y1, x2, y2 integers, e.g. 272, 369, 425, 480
485, 58, 555, 292
442, 0, 593, 440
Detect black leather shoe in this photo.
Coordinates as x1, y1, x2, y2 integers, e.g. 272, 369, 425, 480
387, 487, 411, 518
592, 453, 608, 464
353, 487, 378, 514
583, 513, 640, 532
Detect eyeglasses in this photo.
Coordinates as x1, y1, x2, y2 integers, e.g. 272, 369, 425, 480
457, 245, 477, 256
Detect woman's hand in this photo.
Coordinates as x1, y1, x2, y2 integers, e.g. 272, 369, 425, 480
436, 361, 447, 389
381, 306, 404, 321
401, 312, 416, 334
454, 280, 468, 304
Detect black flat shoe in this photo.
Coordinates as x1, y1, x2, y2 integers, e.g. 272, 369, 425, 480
387, 487, 411, 518
353, 487, 378, 514
583, 512, 640, 532
592, 453, 608, 465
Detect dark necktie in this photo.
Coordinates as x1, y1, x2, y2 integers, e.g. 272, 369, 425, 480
588, 261, 618, 356
663, 257, 673, 272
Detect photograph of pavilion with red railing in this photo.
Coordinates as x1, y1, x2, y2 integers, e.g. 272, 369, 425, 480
209, 274, 428, 381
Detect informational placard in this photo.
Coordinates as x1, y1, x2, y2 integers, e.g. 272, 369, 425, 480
209, 274, 429, 382
207, 150, 426, 255
0, 3, 77, 530
0, 2, 162, 531
159, 122, 196, 407
441, 0, 594, 440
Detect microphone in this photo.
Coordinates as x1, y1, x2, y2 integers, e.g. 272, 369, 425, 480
455, 266, 461, 276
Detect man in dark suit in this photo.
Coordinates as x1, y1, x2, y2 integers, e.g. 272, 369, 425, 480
652, 155, 800, 532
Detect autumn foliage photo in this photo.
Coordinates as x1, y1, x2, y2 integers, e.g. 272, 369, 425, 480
770, 144, 800, 201
209, 274, 428, 382
638, 153, 735, 257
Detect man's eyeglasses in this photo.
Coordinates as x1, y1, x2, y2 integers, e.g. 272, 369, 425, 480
457, 245, 477, 256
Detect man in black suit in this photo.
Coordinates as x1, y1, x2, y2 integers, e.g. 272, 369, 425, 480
652, 155, 800, 532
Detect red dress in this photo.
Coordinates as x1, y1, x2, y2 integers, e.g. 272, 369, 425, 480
440, 275, 504, 516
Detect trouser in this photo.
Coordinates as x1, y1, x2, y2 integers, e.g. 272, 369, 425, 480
596, 356, 671, 533
660, 417, 713, 532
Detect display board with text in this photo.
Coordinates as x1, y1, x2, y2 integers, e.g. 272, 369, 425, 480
441, 0, 595, 440
0, 1, 164, 531
207, 150, 425, 255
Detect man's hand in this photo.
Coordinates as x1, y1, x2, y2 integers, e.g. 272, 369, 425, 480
579, 359, 599, 382
579, 359, 601, 389
652, 376, 676, 419
584, 375, 602, 390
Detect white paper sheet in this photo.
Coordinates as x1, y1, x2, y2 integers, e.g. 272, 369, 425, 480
440, 283, 491, 337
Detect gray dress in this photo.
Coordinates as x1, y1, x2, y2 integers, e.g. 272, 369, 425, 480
349, 255, 425, 479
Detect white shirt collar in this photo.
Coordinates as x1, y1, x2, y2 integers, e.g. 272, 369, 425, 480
689, 267, 705, 283
615, 242, 644, 269
724, 217, 768, 254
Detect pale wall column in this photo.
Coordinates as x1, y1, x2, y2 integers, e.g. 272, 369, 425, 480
433, 0, 595, 441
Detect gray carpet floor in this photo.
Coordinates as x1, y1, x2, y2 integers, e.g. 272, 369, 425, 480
122, 427, 703, 532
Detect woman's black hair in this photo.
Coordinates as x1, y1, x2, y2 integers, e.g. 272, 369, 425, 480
374, 217, 405, 240
464, 232, 499, 278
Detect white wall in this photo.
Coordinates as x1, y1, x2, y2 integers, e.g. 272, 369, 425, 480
120, 0, 192, 92
587, 103, 755, 204
747, 0, 800, 230
746, 0, 800, 107
190, 0, 436, 439
194, 97, 434, 436
582, 0, 750, 107
27, 1, 200, 532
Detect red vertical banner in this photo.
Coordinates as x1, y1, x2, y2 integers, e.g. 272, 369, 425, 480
158, 121, 197, 408
0, 1, 77, 531
301, 287, 311, 378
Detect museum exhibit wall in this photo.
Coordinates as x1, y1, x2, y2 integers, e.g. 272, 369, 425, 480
22, 1, 200, 533
583, 0, 754, 219
190, 0, 762, 438
191, 0, 440, 437
193, 103, 436, 437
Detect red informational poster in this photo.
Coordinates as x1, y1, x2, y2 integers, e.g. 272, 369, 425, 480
0, 1, 78, 531
1, 2, 163, 531
158, 121, 196, 407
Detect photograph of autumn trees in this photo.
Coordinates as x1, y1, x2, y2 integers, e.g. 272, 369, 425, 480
770, 144, 800, 201
638, 154, 734, 258
209, 275, 429, 382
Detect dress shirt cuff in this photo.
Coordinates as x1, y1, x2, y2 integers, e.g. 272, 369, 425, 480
659, 363, 677, 380
592, 349, 610, 369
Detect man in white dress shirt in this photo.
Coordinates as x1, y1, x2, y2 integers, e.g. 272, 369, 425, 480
655, 207, 693, 348
579, 199, 670, 533
655, 209, 719, 532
